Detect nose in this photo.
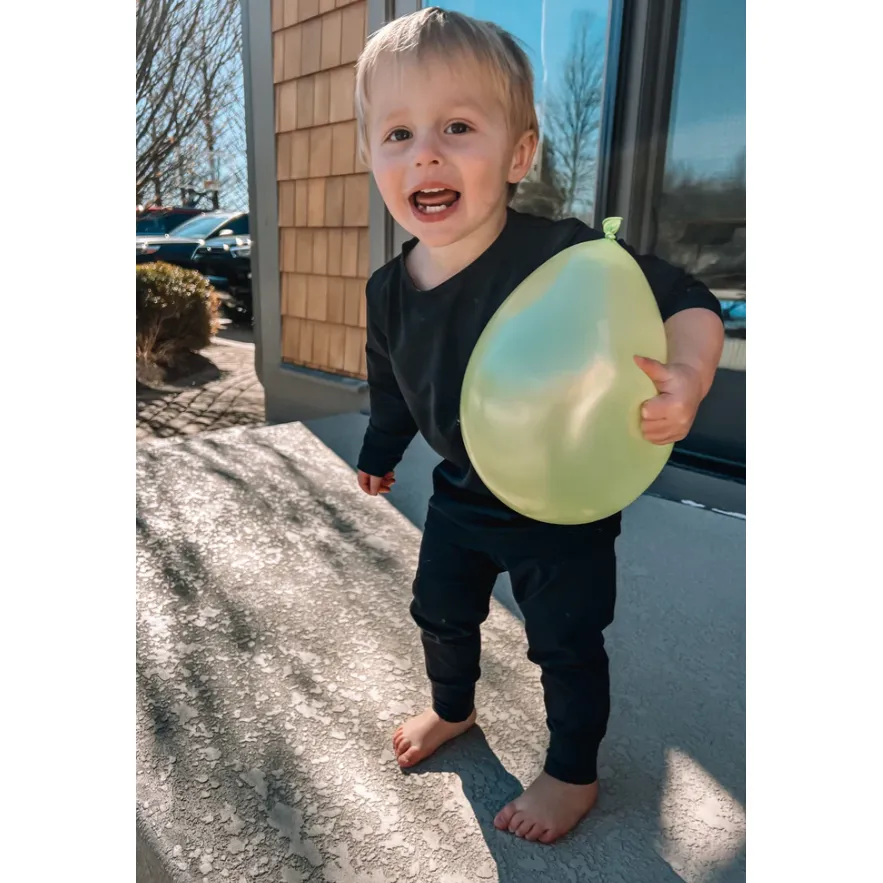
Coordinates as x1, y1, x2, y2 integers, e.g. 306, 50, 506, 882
411, 132, 443, 168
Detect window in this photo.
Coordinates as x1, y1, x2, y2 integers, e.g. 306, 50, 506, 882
432, 0, 614, 225
170, 214, 236, 240
136, 211, 202, 236
651, 0, 746, 372
225, 214, 250, 235
136, 217, 168, 236
389, 0, 616, 252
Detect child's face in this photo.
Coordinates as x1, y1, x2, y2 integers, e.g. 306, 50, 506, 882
366, 54, 536, 249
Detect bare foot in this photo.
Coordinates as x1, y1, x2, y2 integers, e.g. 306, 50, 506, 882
392, 708, 476, 769
493, 771, 599, 844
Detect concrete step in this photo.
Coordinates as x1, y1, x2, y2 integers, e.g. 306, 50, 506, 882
136, 422, 745, 882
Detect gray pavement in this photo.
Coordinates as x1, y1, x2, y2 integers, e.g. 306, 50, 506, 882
136, 420, 745, 882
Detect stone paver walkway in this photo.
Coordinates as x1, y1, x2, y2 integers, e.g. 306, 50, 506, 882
137, 340, 265, 445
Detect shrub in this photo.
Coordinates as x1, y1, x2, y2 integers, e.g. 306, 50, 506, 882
136, 262, 220, 366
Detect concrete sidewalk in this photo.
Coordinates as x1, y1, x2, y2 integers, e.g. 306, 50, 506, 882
136, 422, 745, 882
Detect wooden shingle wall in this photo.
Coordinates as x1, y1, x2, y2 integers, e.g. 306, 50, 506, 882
272, 0, 369, 378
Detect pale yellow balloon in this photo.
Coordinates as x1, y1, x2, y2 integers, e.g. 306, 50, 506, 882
460, 220, 672, 524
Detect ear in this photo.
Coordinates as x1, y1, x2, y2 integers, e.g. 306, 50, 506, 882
507, 130, 539, 185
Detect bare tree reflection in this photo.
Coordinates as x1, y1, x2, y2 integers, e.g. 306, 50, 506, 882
513, 13, 604, 223
511, 136, 567, 219
655, 150, 746, 299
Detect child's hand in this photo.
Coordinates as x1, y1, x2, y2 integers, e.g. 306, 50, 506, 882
634, 356, 703, 445
357, 470, 396, 496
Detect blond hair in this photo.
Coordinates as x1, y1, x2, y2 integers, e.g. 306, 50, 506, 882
355, 7, 538, 198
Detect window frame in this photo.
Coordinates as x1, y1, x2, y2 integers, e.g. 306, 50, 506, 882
601, 0, 745, 474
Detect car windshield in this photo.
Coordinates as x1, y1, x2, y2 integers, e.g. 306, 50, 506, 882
169, 214, 233, 239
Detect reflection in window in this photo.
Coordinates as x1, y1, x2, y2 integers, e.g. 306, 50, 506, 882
652, 0, 746, 369
431, 1, 611, 224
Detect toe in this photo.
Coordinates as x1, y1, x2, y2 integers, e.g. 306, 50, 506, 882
507, 810, 527, 833
538, 827, 560, 845
398, 745, 422, 768
515, 818, 534, 838
393, 732, 405, 751
493, 801, 517, 831
394, 737, 411, 758
524, 823, 545, 842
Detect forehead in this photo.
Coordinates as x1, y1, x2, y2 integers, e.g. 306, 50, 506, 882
367, 52, 505, 124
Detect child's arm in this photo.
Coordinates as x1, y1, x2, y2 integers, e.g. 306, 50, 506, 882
635, 309, 725, 445
628, 250, 726, 445
661, 307, 725, 399
357, 283, 419, 491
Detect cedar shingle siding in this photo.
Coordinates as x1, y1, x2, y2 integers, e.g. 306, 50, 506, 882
273, 0, 369, 378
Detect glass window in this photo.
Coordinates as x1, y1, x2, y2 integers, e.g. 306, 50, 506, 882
136, 211, 201, 236
136, 217, 168, 236
225, 214, 250, 235
652, 0, 746, 372
170, 214, 235, 240
413, 1, 614, 225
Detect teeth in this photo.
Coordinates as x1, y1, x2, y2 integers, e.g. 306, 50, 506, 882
419, 188, 445, 193
418, 204, 448, 214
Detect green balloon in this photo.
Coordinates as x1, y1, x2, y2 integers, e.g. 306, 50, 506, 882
460, 218, 672, 524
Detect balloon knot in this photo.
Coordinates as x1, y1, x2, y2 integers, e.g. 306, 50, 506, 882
602, 217, 622, 240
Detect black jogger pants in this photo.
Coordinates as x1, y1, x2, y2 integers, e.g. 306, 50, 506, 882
409, 507, 619, 785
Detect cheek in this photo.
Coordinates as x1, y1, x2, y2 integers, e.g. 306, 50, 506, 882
371, 157, 403, 201
457, 146, 510, 198
370, 156, 415, 227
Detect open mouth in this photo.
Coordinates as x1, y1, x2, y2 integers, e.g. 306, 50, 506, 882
410, 187, 461, 215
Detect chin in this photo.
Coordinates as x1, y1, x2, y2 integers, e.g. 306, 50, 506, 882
393, 208, 467, 246
410, 225, 469, 247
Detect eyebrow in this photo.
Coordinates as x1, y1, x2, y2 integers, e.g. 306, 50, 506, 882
374, 101, 492, 127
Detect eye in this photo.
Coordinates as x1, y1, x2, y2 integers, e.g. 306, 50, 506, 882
445, 121, 472, 135
386, 128, 411, 143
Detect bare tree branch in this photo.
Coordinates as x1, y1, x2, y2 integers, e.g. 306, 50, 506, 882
136, 1, 203, 158
136, 0, 243, 204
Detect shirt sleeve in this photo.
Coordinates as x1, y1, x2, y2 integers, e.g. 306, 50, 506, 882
567, 221, 723, 323
356, 278, 419, 477
622, 242, 724, 323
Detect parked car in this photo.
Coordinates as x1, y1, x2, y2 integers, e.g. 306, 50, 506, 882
136, 212, 249, 271
136, 206, 205, 237
192, 233, 253, 320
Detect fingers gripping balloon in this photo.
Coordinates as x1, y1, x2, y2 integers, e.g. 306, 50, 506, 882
460, 217, 672, 524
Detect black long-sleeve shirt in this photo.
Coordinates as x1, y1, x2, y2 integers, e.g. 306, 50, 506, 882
357, 208, 722, 536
